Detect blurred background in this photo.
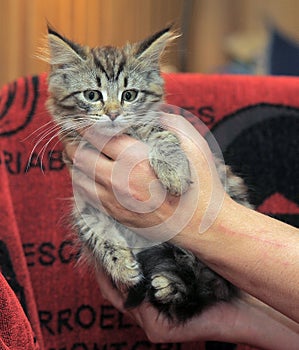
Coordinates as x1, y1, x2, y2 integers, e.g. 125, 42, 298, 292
1, 0, 299, 86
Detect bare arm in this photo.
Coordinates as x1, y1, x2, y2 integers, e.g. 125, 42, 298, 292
65, 113, 299, 324
177, 195, 299, 324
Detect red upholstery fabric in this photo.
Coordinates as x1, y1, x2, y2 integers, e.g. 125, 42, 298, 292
0, 273, 39, 349
0, 72, 298, 350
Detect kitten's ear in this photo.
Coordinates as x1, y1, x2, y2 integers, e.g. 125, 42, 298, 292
47, 26, 87, 65
135, 26, 178, 63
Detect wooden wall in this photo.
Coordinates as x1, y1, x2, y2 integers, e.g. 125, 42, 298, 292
0, 0, 186, 86
1, 0, 299, 86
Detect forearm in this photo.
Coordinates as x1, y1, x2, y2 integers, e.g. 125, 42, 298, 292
174, 196, 299, 323
232, 297, 299, 349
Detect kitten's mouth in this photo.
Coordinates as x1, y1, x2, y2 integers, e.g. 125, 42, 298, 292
94, 118, 129, 136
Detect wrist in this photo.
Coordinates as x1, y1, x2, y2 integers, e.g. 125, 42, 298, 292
170, 194, 239, 258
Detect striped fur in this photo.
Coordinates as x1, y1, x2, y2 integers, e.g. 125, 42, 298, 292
46, 27, 250, 323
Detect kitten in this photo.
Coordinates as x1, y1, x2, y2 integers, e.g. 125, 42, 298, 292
46, 26, 250, 323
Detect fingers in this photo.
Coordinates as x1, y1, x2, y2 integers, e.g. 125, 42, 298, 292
94, 266, 127, 313
160, 113, 212, 157
65, 142, 159, 222
64, 133, 150, 189
64, 142, 113, 187
80, 127, 142, 161
71, 167, 105, 210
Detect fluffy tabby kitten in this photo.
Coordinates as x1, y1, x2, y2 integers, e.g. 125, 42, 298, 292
46, 26, 251, 323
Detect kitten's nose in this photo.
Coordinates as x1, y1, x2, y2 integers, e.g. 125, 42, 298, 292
107, 111, 120, 121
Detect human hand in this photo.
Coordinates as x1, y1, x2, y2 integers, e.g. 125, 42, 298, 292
96, 266, 299, 348
64, 113, 229, 245
96, 265, 239, 344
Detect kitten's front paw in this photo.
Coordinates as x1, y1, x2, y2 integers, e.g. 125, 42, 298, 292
151, 273, 186, 304
149, 136, 192, 196
155, 162, 192, 196
103, 243, 142, 287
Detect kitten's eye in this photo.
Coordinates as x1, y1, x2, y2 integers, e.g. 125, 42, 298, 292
83, 90, 102, 102
122, 89, 138, 102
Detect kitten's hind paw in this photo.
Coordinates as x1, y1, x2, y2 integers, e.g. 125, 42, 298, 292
151, 273, 186, 304
102, 243, 142, 287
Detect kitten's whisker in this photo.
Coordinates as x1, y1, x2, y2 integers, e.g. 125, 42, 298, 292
26, 124, 62, 173
27, 125, 59, 161
22, 120, 55, 142
27, 120, 87, 173
38, 129, 63, 169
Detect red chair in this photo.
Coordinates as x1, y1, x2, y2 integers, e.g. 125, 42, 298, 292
0, 72, 298, 350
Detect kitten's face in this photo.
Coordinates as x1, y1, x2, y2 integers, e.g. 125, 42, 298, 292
47, 27, 175, 136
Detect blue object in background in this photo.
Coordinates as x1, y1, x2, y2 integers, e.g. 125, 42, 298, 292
268, 27, 299, 76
